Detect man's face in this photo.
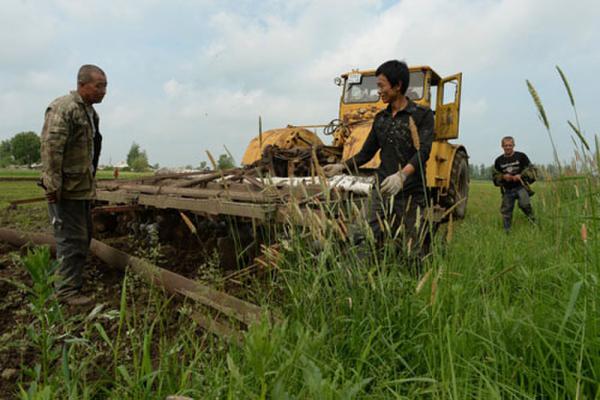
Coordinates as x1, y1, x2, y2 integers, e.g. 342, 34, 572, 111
502, 139, 515, 156
376, 74, 401, 104
78, 72, 107, 105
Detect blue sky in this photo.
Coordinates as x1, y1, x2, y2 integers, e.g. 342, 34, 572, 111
1, 0, 599, 167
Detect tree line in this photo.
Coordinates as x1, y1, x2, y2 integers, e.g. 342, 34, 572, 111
0, 131, 41, 167
0, 131, 237, 171
470, 162, 569, 181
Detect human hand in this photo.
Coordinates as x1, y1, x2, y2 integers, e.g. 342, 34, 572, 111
381, 172, 407, 195
46, 191, 58, 204
322, 163, 345, 177
503, 174, 515, 182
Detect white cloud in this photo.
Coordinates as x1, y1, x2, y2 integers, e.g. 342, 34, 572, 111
1, 0, 599, 167
163, 79, 184, 98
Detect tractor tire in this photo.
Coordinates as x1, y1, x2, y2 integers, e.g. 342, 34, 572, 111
446, 150, 469, 219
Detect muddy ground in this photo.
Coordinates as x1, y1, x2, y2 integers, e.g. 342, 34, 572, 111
0, 202, 261, 396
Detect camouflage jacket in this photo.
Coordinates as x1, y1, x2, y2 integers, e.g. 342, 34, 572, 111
41, 91, 103, 200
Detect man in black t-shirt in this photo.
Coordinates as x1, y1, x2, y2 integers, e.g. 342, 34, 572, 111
493, 136, 536, 232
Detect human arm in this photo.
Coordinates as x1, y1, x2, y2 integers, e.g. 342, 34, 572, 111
40, 105, 70, 201
492, 158, 504, 186
323, 122, 381, 177
343, 122, 381, 174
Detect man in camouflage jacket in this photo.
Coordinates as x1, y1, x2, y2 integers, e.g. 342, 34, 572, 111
40, 64, 107, 305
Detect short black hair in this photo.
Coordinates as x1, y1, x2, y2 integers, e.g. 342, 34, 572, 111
375, 60, 409, 94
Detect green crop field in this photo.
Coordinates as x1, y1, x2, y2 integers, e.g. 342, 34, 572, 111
0, 168, 151, 180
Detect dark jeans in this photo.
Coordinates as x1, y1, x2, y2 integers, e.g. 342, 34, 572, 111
48, 199, 92, 294
500, 187, 534, 230
366, 189, 431, 262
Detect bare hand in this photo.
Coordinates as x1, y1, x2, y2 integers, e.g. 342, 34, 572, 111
46, 191, 58, 203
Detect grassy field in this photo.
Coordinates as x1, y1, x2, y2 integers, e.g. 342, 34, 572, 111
0, 172, 597, 399
0, 168, 151, 180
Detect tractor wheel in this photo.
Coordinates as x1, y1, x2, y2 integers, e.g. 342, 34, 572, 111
446, 150, 469, 219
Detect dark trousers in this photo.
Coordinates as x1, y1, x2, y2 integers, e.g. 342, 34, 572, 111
500, 187, 534, 231
367, 189, 431, 261
48, 199, 92, 294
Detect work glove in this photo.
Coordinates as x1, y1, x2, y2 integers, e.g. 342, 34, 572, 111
322, 163, 345, 177
380, 171, 408, 195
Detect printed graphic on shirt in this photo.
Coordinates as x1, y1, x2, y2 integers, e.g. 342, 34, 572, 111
498, 160, 522, 174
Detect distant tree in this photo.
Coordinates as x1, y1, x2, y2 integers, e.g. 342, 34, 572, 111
126, 142, 141, 167
130, 152, 149, 172
217, 153, 235, 170
0, 139, 12, 167
0, 139, 11, 158
126, 142, 151, 172
469, 164, 477, 179
198, 161, 209, 171
11, 131, 40, 165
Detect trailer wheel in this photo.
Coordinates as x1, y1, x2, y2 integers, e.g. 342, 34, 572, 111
447, 150, 469, 219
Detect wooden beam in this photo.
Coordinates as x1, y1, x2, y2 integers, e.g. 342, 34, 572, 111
0, 228, 266, 329
97, 184, 273, 203
137, 194, 276, 220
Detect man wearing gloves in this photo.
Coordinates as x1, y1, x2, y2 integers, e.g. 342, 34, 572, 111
323, 60, 434, 261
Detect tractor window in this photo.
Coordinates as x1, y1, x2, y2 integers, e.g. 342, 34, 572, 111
406, 71, 424, 101
440, 79, 458, 105
343, 75, 379, 103
343, 71, 425, 103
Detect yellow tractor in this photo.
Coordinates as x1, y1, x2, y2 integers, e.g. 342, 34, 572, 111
242, 65, 469, 218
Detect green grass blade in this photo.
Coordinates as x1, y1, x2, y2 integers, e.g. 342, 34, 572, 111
568, 121, 589, 151
556, 65, 575, 107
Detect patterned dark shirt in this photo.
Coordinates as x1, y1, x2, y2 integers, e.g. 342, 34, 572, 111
344, 100, 434, 193
494, 151, 531, 190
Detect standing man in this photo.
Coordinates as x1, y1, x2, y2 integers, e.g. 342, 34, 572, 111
40, 65, 107, 305
324, 60, 434, 261
493, 136, 536, 232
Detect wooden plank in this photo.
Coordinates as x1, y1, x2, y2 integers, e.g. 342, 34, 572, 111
137, 194, 275, 220
92, 204, 140, 214
0, 228, 266, 328
97, 184, 272, 203
169, 173, 222, 188
190, 311, 243, 345
96, 190, 137, 204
